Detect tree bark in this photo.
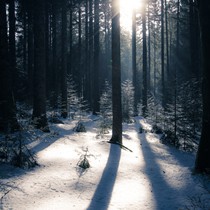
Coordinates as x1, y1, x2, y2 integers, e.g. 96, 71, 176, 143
61, 0, 68, 118
195, 0, 210, 173
0, 0, 19, 133
93, 0, 100, 114
88, 0, 94, 107
110, 0, 122, 144
132, 9, 138, 116
142, 2, 148, 117
9, 0, 17, 97
161, 0, 165, 108
189, 0, 200, 78
32, 0, 49, 132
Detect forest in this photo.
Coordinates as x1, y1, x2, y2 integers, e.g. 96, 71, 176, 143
0, 0, 210, 209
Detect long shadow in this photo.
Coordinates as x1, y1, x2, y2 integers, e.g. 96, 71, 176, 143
135, 120, 194, 168
31, 118, 95, 154
87, 144, 121, 210
29, 123, 75, 154
0, 123, 74, 179
139, 130, 190, 209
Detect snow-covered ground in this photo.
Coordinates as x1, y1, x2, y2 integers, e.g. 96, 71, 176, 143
0, 116, 210, 210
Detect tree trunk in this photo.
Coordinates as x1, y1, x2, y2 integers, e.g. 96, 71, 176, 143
189, 0, 200, 78
27, 0, 34, 102
161, 0, 165, 108
110, 0, 122, 144
88, 0, 94, 107
194, 0, 210, 173
165, 0, 170, 79
0, 0, 19, 133
147, 4, 151, 93
93, 0, 100, 114
32, 0, 49, 132
84, 0, 89, 102
78, 3, 82, 96
142, 2, 148, 117
51, 1, 58, 110
45, 0, 50, 98
174, 0, 180, 146
9, 0, 17, 98
61, 0, 68, 118
132, 9, 138, 116
69, 0, 73, 76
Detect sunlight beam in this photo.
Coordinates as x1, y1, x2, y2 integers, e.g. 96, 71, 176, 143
120, 0, 142, 32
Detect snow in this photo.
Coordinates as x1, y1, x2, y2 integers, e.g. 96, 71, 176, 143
0, 116, 210, 210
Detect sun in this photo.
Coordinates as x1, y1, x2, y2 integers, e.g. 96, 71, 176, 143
120, 0, 142, 32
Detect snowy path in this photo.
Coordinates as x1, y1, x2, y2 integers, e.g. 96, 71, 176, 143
0, 118, 209, 210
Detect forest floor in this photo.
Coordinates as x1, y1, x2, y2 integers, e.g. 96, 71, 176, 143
0, 116, 210, 210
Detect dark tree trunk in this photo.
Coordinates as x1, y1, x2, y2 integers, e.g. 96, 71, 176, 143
132, 9, 138, 116
9, 0, 17, 97
142, 2, 148, 117
110, 0, 122, 144
84, 0, 89, 102
61, 0, 68, 118
51, 1, 58, 109
104, 0, 111, 82
173, 0, 180, 146
189, 0, 200, 78
93, 0, 100, 114
195, 0, 210, 173
89, 0, 94, 107
32, 0, 49, 132
153, 27, 157, 98
0, 0, 19, 133
22, 0, 27, 74
78, 3, 82, 96
69, 0, 73, 75
147, 4, 151, 93
27, 0, 34, 102
161, 0, 165, 108
165, 0, 170, 79
45, 0, 50, 98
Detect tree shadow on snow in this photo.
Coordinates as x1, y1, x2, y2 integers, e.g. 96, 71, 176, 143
30, 123, 75, 154
139, 131, 189, 209
135, 120, 194, 168
87, 144, 121, 210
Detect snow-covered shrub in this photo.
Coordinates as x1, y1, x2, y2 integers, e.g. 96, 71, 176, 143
97, 81, 112, 138
67, 74, 78, 119
77, 147, 90, 170
176, 79, 202, 151
122, 80, 134, 123
72, 97, 88, 132
73, 121, 86, 132
151, 124, 163, 134
162, 78, 202, 150
147, 94, 166, 135
0, 132, 37, 169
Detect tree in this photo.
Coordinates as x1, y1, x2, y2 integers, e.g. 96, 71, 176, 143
142, 0, 148, 117
9, 0, 17, 97
110, 0, 122, 144
32, 0, 49, 132
132, 8, 138, 116
189, 0, 200, 78
161, 0, 165, 108
194, 0, 210, 173
122, 80, 134, 122
51, 1, 58, 109
93, 0, 100, 114
61, 0, 68, 118
0, 0, 19, 133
